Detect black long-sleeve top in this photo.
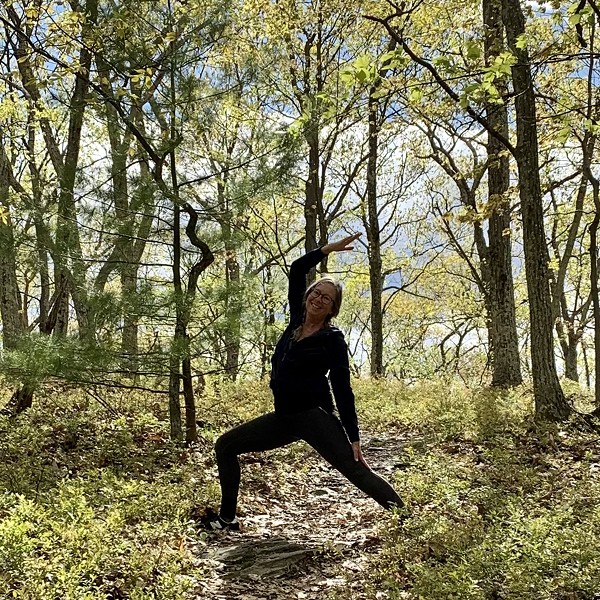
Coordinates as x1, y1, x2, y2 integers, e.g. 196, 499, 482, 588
269, 248, 360, 442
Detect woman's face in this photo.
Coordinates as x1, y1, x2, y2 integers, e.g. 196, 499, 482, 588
305, 281, 337, 322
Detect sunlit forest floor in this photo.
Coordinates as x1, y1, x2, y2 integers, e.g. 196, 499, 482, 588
1, 379, 600, 599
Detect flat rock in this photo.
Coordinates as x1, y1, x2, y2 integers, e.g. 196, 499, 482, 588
206, 537, 316, 579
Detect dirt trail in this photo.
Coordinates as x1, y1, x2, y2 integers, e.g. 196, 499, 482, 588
191, 433, 413, 600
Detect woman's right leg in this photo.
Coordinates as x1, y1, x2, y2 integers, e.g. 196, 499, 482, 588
215, 412, 297, 520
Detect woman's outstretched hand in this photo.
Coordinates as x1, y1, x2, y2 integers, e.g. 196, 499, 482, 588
352, 441, 371, 469
321, 232, 362, 255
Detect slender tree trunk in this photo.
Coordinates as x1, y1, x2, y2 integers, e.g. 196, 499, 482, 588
54, 0, 97, 340
585, 169, 600, 410
365, 91, 384, 377
550, 174, 587, 382
483, 0, 522, 387
502, 0, 568, 419
169, 199, 184, 442
582, 339, 591, 390
563, 329, 579, 382
224, 238, 241, 379
304, 117, 320, 277
0, 152, 22, 350
25, 112, 51, 333
182, 349, 197, 444
169, 50, 184, 439
121, 267, 139, 376
105, 94, 140, 376
590, 221, 600, 409
217, 173, 242, 380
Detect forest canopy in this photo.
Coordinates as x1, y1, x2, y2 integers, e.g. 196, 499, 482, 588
0, 0, 599, 436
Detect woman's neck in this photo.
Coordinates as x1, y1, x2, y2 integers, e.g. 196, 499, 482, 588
303, 315, 326, 330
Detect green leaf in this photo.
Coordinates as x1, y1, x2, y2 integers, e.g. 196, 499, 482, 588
556, 127, 570, 144
465, 41, 481, 61
515, 34, 528, 50
354, 54, 372, 71
409, 88, 423, 104
433, 56, 452, 70
380, 49, 408, 70
340, 69, 355, 84
355, 69, 368, 82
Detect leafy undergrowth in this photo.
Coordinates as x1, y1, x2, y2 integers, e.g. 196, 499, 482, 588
0, 378, 599, 599
348, 382, 600, 600
0, 387, 216, 600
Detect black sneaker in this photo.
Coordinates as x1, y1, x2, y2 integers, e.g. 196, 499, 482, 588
197, 508, 240, 532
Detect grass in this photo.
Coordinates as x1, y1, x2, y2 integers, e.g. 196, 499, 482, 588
0, 377, 599, 599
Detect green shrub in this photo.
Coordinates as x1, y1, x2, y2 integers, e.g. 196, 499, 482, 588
2, 378, 598, 600
366, 431, 600, 600
0, 483, 199, 599
0, 390, 212, 600
354, 378, 531, 440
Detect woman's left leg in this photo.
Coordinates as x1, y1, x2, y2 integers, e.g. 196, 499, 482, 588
293, 408, 403, 510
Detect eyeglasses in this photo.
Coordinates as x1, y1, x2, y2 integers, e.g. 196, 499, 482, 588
309, 288, 334, 306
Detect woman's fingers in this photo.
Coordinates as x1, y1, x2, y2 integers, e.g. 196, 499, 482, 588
352, 441, 371, 469
334, 232, 362, 252
322, 232, 362, 255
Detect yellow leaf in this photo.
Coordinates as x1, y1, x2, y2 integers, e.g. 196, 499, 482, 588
0, 206, 9, 225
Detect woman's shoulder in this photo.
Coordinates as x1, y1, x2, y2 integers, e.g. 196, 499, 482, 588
324, 324, 347, 344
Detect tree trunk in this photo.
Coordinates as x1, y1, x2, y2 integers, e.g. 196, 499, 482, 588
365, 91, 384, 377
502, 0, 568, 419
217, 173, 242, 380
304, 117, 320, 284
0, 152, 23, 350
590, 214, 600, 409
584, 166, 600, 410
25, 112, 51, 334
54, 0, 97, 340
169, 198, 184, 442
483, 0, 522, 387
224, 241, 242, 380
121, 267, 139, 377
563, 329, 579, 382
182, 350, 197, 444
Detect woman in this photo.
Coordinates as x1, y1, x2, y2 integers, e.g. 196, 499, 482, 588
202, 233, 403, 531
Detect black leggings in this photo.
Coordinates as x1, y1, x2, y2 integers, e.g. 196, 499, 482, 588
214, 406, 403, 520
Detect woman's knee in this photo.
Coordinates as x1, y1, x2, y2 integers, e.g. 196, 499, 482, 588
215, 430, 235, 459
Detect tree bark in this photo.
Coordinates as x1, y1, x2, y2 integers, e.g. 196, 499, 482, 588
304, 116, 320, 273
365, 91, 384, 377
483, 0, 522, 387
502, 0, 568, 419
216, 172, 242, 380
182, 349, 197, 445
583, 155, 600, 410
0, 148, 22, 350
54, 0, 97, 340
